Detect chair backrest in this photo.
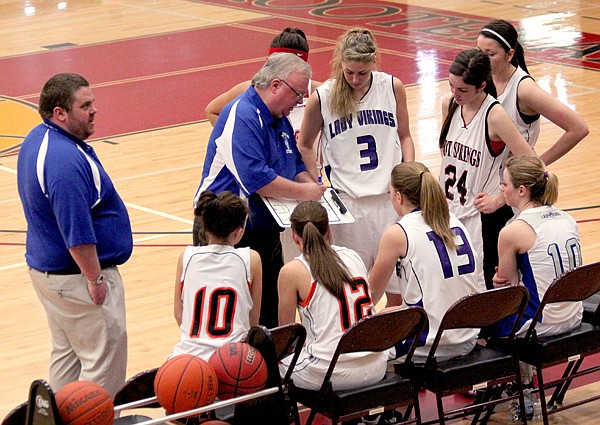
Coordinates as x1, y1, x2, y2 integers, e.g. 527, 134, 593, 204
1, 401, 27, 425
113, 368, 160, 408
427, 286, 529, 363
245, 325, 284, 389
24, 380, 60, 425
525, 261, 600, 338
320, 306, 427, 388
268, 323, 307, 386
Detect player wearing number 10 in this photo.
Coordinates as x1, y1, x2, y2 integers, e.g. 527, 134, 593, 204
370, 162, 479, 361
490, 156, 582, 337
278, 201, 386, 390
172, 191, 262, 360
298, 28, 415, 307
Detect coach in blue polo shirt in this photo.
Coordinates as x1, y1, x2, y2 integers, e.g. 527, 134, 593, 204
195, 53, 325, 328
17, 73, 132, 397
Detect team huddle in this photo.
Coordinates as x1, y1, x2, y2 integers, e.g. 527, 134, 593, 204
16, 19, 588, 423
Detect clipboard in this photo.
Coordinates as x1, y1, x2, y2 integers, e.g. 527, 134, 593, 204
261, 188, 355, 228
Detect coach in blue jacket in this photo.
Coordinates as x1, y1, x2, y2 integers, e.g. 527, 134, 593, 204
195, 53, 325, 328
17, 73, 132, 397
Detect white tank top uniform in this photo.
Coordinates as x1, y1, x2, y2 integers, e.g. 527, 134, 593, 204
316, 72, 401, 289
440, 94, 505, 290
173, 245, 254, 360
395, 210, 480, 361
497, 67, 542, 218
279, 246, 387, 391
318, 71, 402, 198
515, 205, 583, 336
498, 67, 541, 149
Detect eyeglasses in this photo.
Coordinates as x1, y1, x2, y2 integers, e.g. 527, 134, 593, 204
279, 79, 306, 103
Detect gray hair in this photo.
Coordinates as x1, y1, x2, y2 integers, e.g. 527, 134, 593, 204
251, 53, 312, 89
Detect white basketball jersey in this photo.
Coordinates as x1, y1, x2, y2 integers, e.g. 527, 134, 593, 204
317, 72, 402, 198
498, 67, 541, 149
295, 246, 384, 365
440, 94, 505, 288
516, 206, 583, 326
397, 211, 480, 359
173, 245, 254, 360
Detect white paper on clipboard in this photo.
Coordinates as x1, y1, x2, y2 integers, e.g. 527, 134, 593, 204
261, 188, 355, 228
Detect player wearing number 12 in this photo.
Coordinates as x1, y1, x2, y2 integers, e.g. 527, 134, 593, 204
172, 191, 262, 361
298, 28, 415, 307
370, 162, 479, 361
278, 201, 386, 390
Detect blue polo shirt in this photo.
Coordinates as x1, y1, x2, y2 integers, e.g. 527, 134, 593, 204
17, 120, 133, 272
196, 86, 306, 232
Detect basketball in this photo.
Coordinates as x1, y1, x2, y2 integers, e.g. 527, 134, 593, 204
199, 421, 231, 425
55, 381, 114, 425
154, 354, 218, 413
208, 342, 268, 400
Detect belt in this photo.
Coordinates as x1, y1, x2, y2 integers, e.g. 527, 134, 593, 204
35, 262, 117, 276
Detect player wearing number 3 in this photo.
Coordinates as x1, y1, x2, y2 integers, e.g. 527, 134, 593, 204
172, 191, 262, 361
439, 49, 535, 291
278, 201, 386, 390
298, 28, 415, 307
370, 162, 480, 361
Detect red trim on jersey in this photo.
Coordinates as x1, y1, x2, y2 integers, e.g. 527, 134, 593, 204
489, 139, 505, 156
299, 280, 317, 307
268, 47, 308, 62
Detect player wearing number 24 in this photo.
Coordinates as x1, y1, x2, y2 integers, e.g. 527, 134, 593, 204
172, 191, 262, 361
369, 162, 479, 361
278, 201, 387, 390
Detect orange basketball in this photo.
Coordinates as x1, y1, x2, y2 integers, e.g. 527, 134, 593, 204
55, 381, 114, 425
208, 342, 268, 400
199, 421, 231, 425
154, 354, 218, 413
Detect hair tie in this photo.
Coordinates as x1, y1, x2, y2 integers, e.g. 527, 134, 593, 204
419, 171, 426, 181
268, 47, 309, 62
481, 28, 513, 50
544, 170, 549, 179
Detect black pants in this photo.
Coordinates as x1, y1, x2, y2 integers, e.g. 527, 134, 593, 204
237, 228, 283, 329
481, 204, 514, 290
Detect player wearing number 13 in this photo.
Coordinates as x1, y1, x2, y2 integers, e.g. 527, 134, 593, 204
278, 201, 386, 390
298, 28, 415, 307
172, 191, 262, 361
370, 162, 479, 361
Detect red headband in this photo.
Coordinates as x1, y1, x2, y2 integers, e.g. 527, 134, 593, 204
268, 47, 309, 62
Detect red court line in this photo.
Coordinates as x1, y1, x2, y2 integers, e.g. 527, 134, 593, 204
1, 1, 598, 140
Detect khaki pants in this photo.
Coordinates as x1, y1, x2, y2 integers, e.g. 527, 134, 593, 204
29, 266, 127, 397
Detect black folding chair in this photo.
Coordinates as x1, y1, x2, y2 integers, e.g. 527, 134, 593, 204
413, 286, 530, 425
113, 368, 160, 424
289, 306, 428, 425
215, 324, 306, 425
1, 401, 27, 425
488, 262, 600, 425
